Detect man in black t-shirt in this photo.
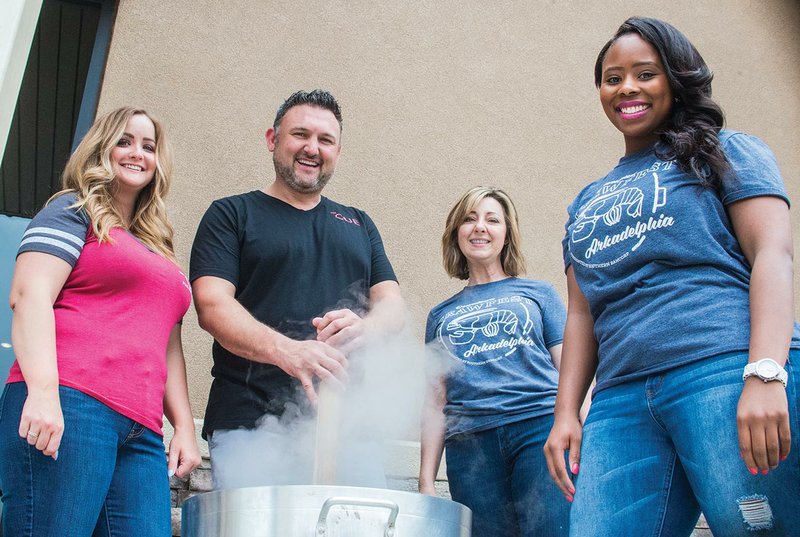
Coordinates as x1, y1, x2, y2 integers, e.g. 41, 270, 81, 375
190, 90, 403, 486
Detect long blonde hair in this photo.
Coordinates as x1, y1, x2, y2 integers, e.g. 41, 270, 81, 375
442, 186, 527, 280
53, 106, 176, 261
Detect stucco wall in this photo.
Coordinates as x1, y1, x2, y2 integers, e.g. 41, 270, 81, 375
97, 0, 800, 426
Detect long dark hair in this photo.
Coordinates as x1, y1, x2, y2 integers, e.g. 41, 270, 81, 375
595, 17, 729, 188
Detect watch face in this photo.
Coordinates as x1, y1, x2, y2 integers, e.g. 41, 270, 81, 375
756, 360, 780, 379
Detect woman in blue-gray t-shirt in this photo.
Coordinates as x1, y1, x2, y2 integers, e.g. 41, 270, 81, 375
544, 16, 800, 537
419, 186, 570, 537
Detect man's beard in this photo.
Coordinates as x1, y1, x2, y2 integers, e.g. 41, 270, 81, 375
275, 159, 333, 194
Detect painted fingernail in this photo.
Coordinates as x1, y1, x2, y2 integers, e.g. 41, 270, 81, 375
168, 468, 175, 477
749, 468, 758, 475
566, 495, 573, 503
761, 469, 768, 475
569, 487, 576, 495
571, 463, 580, 475
780, 455, 787, 462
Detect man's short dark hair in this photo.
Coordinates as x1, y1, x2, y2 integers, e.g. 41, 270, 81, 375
273, 89, 343, 132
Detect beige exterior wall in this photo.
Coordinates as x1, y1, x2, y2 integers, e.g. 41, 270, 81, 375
98, 0, 800, 424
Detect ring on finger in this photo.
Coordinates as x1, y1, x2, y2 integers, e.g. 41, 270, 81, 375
27, 431, 40, 439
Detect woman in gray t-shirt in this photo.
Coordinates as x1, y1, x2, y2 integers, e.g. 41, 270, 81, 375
544, 16, 800, 537
420, 186, 571, 537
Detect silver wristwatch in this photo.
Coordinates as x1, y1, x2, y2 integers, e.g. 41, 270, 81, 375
742, 358, 788, 388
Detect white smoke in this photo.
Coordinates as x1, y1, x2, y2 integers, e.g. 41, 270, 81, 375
208, 312, 437, 490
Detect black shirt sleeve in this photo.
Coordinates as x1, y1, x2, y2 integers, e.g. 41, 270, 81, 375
190, 198, 243, 287
360, 210, 398, 287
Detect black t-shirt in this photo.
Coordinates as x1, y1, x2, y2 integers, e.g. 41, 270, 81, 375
190, 190, 397, 437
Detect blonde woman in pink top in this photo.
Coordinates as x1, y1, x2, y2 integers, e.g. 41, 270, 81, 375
0, 106, 201, 536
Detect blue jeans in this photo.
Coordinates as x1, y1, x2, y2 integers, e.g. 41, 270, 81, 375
571, 351, 800, 537
0, 383, 171, 537
446, 413, 569, 537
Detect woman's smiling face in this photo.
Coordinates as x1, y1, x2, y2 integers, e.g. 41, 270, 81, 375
111, 113, 157, 197
599, 33, 674, 155
457, 196, 507, 272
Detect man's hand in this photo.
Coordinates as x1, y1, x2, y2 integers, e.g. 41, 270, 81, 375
274, 337, 349, 405
313, 308, 369, 354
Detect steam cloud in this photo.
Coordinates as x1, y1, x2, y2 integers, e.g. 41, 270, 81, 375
209, 313, 442, 490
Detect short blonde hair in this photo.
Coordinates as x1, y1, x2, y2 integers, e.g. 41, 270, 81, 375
53, 106, 176, 261
441, 186, 527, 280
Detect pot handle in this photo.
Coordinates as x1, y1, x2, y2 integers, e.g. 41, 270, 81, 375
316, 496, 400, 537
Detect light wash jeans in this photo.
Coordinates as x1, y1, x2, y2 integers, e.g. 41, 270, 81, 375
570, 350, 800, 537
0, 383, 171, 537
446, 413, 569, 537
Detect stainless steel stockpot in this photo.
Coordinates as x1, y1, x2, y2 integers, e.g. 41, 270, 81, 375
181, 485, 472, 536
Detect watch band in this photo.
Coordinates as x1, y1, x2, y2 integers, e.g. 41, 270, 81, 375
742, 358, 788, 388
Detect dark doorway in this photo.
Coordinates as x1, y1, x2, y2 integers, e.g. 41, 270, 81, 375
0, 0, 117, 217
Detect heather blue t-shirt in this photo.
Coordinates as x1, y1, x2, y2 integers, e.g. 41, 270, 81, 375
564, 130, 800, 394
17, 193, 88, 266
426, 277, 565, 439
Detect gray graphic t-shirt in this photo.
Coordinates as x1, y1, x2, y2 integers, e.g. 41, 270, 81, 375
426, 277, 565, 438
564, 130, 800, 394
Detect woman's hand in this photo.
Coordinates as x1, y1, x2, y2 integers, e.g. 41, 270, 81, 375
418, 482, 438, 496
727, 196, 794, 474
737, 378, 791, 474
544, 414, 581, 502
544, 267, 596, 503
419, 372, 446, 500
19, 386, 63, 459
167, 426, 202, 478
162, 324, 202, 478
10, 252, 72, 461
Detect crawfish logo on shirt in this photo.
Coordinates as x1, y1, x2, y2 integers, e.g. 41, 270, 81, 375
570, 160, 676, 268
437, 295, 536, 365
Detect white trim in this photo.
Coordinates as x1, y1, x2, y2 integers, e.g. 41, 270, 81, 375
24, 226, 85, 247
19, 236, 81, 261
0, 0, 43, 164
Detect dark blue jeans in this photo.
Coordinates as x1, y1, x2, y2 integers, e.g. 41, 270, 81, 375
0, 383, 171, 536
446, 413, 569, 537
571, 351, 800, 537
